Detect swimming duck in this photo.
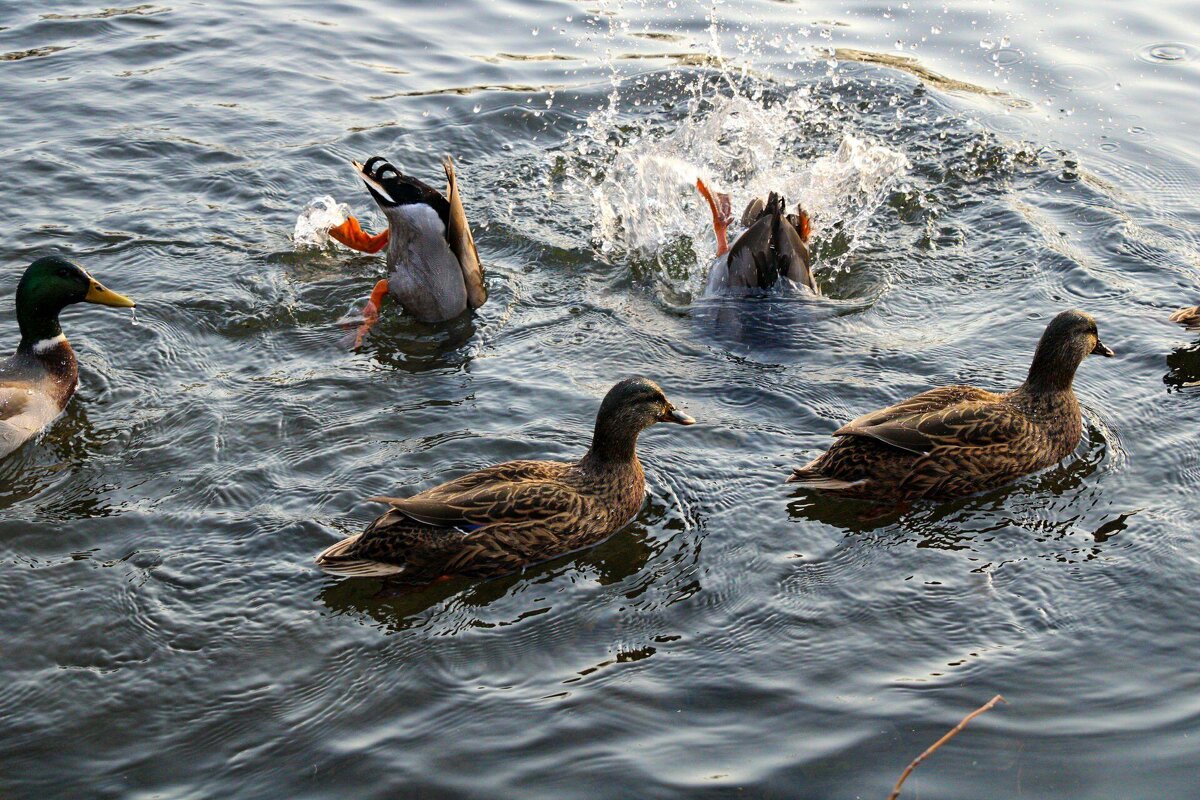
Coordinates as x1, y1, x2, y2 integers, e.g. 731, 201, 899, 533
695, 178, 816, 294
0, 256, 134, 458
1169, 304, 1200, 331
788, 310, 1113, 502
328, 155, 486, 339
315, 377, 695, 580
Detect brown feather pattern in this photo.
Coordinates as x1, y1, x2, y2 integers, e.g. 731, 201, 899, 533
790, 310, 1112, 502
316, 378, 694, 581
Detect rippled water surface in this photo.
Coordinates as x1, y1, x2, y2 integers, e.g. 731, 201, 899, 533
3, 1, 1200, 798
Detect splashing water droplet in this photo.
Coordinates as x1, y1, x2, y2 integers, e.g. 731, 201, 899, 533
130, 307, 139, 327
473, 104, 481, 113
293, 196, 352, 249
979, 38, 995, 49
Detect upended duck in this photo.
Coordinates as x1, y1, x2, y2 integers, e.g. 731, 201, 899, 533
315, 378, 696, 580
789, 310, 1113, 503
327, 156, 486, 343
695, 178, 816, 294
0, 256, 134, 458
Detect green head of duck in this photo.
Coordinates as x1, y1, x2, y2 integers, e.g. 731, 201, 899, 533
16, 255, 135, 352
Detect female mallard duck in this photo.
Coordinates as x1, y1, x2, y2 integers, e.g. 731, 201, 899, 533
788, 310, 1114, 502
695, 178, 816, 294
0, 256, 134, 458
328, 155, 486, 340
315, 377, 695, 580
1169, 304, 1200, 330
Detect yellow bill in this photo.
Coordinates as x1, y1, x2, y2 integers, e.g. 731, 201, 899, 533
85, 278, 136, 308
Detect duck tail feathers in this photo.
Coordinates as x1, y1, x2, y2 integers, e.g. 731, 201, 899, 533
787, 463, 863, 492
314, 534, 408, 578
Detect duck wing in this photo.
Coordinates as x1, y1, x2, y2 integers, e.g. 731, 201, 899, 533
1169, 305, 1200, 330
773, 211, 816, 291
725, 213, 775, 289
367, 460, 581, 529
442, 156, 487, 310
0, 382, 65, 459
834, 386, 1022, 454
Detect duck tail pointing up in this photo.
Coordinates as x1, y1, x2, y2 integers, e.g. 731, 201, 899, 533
314, 534, 408, 578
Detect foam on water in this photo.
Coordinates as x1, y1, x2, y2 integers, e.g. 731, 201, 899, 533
293, 195, 351, 249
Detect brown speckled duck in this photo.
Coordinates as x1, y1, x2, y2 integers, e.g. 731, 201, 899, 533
315, 378, 696, 580
788, 310, 1114, 502
695, 178, 816, 294
1169, 304, 1200, 331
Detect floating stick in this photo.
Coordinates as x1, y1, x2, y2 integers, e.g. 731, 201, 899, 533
887, 694, 1006, 800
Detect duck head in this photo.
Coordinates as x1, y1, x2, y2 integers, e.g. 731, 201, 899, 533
587, 377, 695, 464
1023, 309, 1113, 392
352, 157, 449, 233
15, 256, 135, 352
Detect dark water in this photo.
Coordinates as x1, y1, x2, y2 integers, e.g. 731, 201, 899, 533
2, 1, 1199, 798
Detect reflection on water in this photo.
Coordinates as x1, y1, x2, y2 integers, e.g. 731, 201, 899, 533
2, 0, 1200, 797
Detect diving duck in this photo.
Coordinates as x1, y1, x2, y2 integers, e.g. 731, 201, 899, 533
695, 178, 816, 294
328, 155, 486, 339
788, 310, 1114, 502
0, 256, 135, 458
1169, 304, 1200, 331
315, 377, 695, 580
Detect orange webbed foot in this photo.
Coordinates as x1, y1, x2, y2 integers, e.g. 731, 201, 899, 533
696, 178, 732, 257
329, 216, 390, 254
341, 279, 390, 349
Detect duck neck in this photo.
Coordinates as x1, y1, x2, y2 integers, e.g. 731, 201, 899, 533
16, 303, 65, 356
1021, 339, 1084, 395
581, 415, 643, 470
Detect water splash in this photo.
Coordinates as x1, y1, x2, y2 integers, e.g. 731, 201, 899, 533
575, 90, 909, 296
129, 307, 139, 327
293, 195, 351, 249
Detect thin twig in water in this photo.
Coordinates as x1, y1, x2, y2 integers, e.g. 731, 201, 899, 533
887, 694, 1006, 800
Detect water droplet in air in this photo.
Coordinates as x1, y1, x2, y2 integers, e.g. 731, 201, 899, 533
931, 25, 942, 34
130, 307, 139, 327
473, 104, 481, 113
531, 27, 539, 36
894, 40, 904, 51
979, 37, 995, 49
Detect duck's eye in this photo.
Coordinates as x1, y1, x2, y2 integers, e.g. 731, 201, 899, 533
57, 268, 72, 279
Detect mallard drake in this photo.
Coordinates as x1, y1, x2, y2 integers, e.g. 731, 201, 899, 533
695, 178, 816, 294
328, 155, 486, 339
788, 310, 1114, 502
1169, 305, 1200, 330
0, 256, 134, 458
315, 377, 696, 580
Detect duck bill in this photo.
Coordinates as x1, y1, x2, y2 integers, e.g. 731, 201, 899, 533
351, 159, 397, 206
84, 279, 136, 308
661, 406, 696, 425
1093, 340, 1115, 357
